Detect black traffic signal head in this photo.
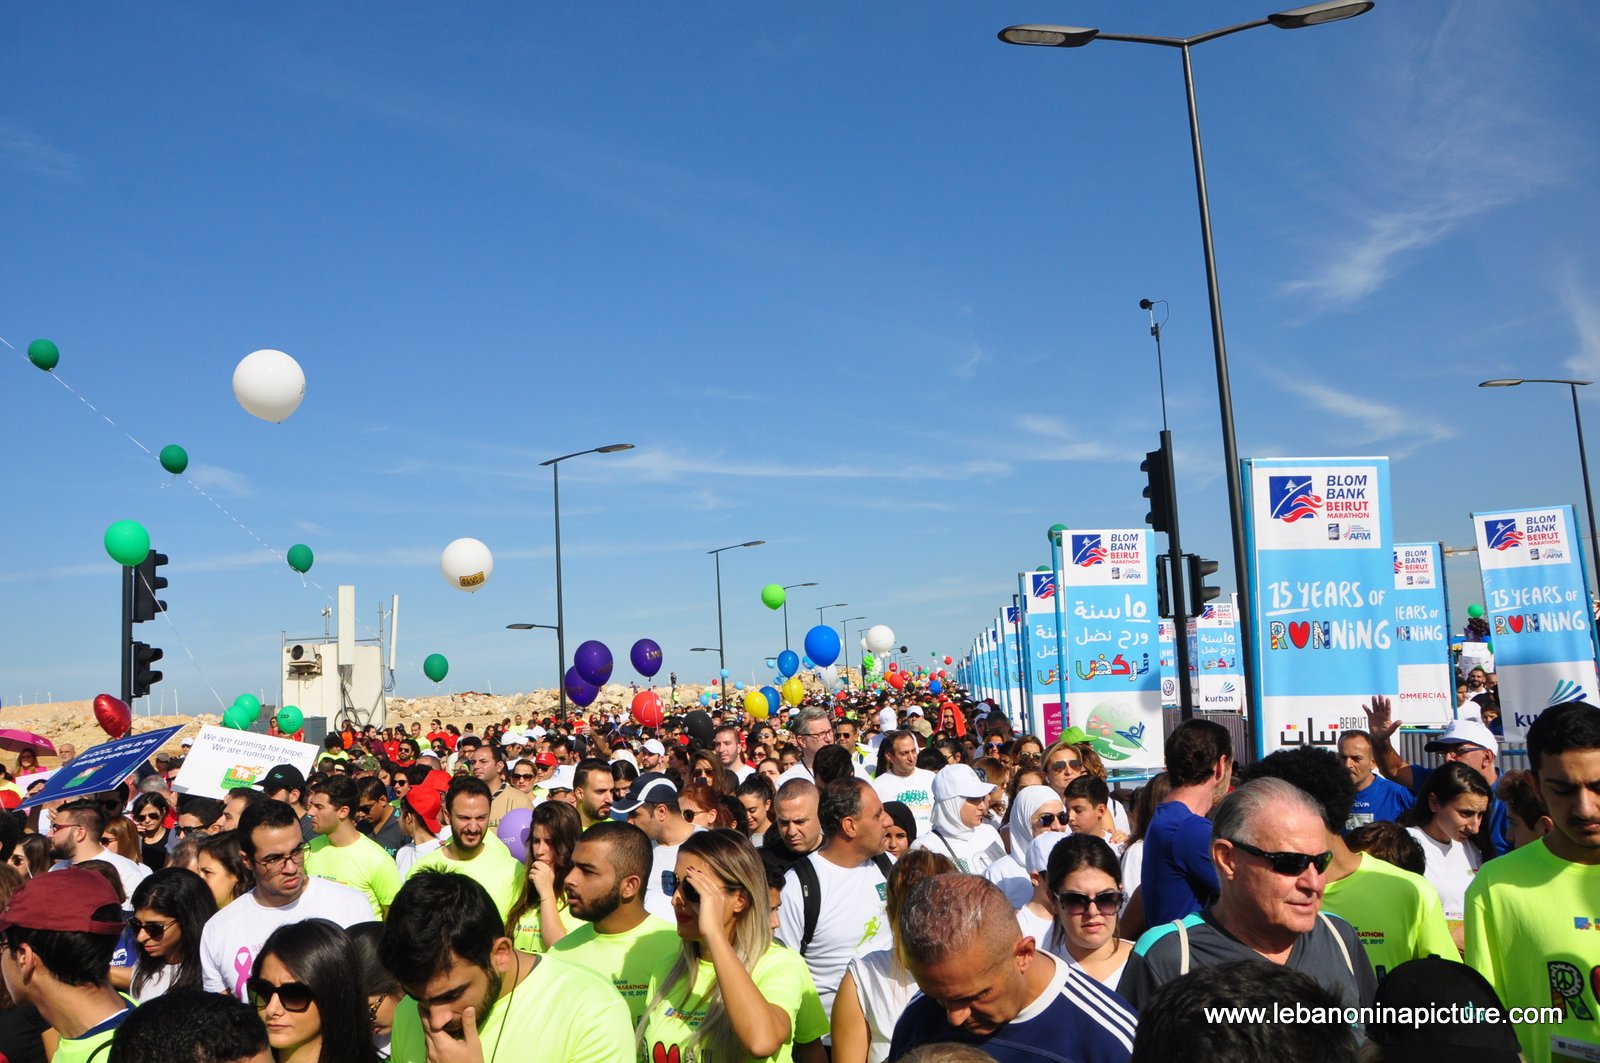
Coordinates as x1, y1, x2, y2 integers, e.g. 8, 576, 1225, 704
1187, 554, 1222, 606
132, 641, 163, 699
132, 551, 169, 623
1141, 447, 1173, 535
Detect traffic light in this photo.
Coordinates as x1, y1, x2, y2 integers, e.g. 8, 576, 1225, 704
132, 551, 168, 623
131, 641, 163, 699
1155, 554, 1172, 619
1140, 439, 1175, 535
1186, 554, 1221, 607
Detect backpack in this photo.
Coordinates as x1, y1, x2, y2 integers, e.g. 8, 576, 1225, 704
794, 853, 894, 956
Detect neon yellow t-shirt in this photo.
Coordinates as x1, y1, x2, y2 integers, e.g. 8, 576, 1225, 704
640, 942, 821, 1063
390, 954, 632, 1063
407, 841, 524, 921
1465, 839, 1600, 1063
510, 893, 584, 954
1322, 852, 1460, 980
548, 913, 680, 1025
305, 832, 403, 918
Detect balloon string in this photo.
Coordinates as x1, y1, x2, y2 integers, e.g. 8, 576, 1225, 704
133, 568, 228, 711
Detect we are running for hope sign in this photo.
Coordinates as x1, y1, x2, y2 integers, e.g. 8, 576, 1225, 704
1245, 458, 1398, 757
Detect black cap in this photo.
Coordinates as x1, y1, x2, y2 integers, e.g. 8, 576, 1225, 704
256, 764, 306, 794
609, 771, 679, 815
1367, 957, 1523, 1061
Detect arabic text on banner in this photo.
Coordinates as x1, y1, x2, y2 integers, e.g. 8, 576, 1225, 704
1060, 528, 1164, 770
1245, 457, 1399, 758
1158, 620, 1177, 710
1189, 597, 1244, 713
1022, 571, 1068, 744
1472, 505, 1599, 744
1392, 542, 1455, 726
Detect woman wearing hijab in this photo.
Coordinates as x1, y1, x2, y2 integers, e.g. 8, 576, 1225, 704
908, 764, 1007, 875
983, 785, 1068, 907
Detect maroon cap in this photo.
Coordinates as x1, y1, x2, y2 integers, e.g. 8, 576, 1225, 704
0, 867, 123, 935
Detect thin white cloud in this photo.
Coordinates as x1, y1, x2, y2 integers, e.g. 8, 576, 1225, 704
186, 464, 253, 498
1269, 372, 1456, 458
0, 119, 81, 181
1014, 416, 1126, 463
954, 346, 990, 380
1558, 268, 1600, 380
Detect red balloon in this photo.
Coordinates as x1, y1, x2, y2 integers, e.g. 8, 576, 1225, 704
944, 656, 953, 665
887, 663, 898, 673
631, 690, 664, 728
92, 693, 131, 739
888, 672, 906, 690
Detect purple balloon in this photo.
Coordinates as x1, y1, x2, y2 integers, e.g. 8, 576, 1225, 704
496, 807, 532, 862
573, 640, 614, 687
630, 638, 663, 679
564, 666, 600, 707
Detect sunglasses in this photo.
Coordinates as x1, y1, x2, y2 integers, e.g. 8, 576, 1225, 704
135, 811, 163, 823
1048, 760, 1082, 773
1055, 890, 1126, 916
661, 871, 735, 906
512, 773, 536, 781
1033, 812, 1063, 828
248, 977, 315, 1013
128, 918, 175, 939
1228, 839, 1333, 876
985, 743, 1005, 752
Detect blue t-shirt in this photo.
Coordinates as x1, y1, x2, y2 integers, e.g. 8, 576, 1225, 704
1140, 801, 1219, 926
1344, 773, 1414, 831
1408, 763, 1511, 857
890, 952, 1136, 1063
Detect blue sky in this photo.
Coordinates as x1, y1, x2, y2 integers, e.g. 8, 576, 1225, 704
4, 2, 1597, 711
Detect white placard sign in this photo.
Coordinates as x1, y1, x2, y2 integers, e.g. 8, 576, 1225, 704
172, 726, 319, 800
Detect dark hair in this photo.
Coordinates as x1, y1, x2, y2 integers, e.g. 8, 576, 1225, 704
381, 870, 506, 991
443, 775, 492, 815
14, 834, 51, 877
812, 744, 856, 787
1404, 762, 1493, 830
573, 757, 614, 793
1127, 774, 1171, 845
56, 798, 108, 837
236, 796, 302, 858
612, 760, 639, 785
356, 776, 389, 804
1063, 774, 1110, 808
194, 830, 253, 899
1164, 719, 1232, 788
346, 921, 399, 999
1345, 821, 1426, 876
579, 821, 653, 886
506, 800, 581, 934
5, 919, 120, 987
223, 788, 270, 816
129, 868, 216, 996
1130, 960, 1358, 1063
177, 796, 224, 829
107, 986, 269, 1063
1495, 770, 1549, 832
308, 774, 360, 816
1527, 702, 1600, 773
402, 763, 432, 787
132, 791, 170, 822
1247, 747, 1354, 834
760, 848, 791, 893
818, 778, 870, 837
883, 800, 918, 845
253, 919, 378, 1063
1046, 833, 1123, 892
1337, 729, 1374, 753
735, 773, 775, 807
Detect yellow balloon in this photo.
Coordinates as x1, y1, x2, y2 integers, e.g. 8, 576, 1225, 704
781, 677, 805, 707
743, 690, 769, 720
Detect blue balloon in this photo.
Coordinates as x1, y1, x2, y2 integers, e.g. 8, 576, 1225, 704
700, 691, 714, 705
760, 685, 780, 714
719, 668, 730, 678
766, 658, 777, 669
777, 650, 800, 678
735, 681, 745, 691
802, 656, 814, 670
929, 680, 943, 695
803, 625, 841, 668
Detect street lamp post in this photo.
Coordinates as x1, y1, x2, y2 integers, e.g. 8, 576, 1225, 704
539, 444, 634, 719
998, 1, 1373, 724
506, 623, 558, 703
1480, 379, 1600, 587
780, 582, 819, 650
709, 541, 765, 707
841, 615, 866, 686
818, 603, 848, 625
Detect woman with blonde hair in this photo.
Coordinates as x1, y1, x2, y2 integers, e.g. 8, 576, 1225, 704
640, 829, 821, 1063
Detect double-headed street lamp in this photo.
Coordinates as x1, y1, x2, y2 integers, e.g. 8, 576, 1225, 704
539, 443, 634, 717
998, 0, 1374, 720
1480, 378, 1599, 586
817, 603, 848, 625
840, 615, 866, 686
506, 623, 558, 700
780, 582, 819, 649
709, 541, 765, 706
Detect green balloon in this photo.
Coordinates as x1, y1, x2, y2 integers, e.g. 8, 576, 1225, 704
1047, 522, 1068, 544
1037, 564, 1051, 572
423, 653, 449, 683
276, 705, 304, 733
287, 544, 314, 574
760, 584, 786, 610
158, 444, 188, 475
1467, 603, 1485, 619
104, 520, 151, 567
234, 693, 262, 722
222, 705, 251, 730
27, 339, 59, 371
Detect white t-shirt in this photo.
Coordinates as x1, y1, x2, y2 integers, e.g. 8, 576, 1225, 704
200, 877, 374, 999
1017, 904, 1059, 953
1406, 826, 1481, 920
777, 759, 872, 788
910, 823, 1006, 875
394, 837, 442, 879
56, 849, 151, 903
726, 762, 755, 783
870, 768, 936, 837
776, 851, 893, 1018
847, 948, 919, 1063
1119, 838, 1145, 918
641, 828, 704, 923
131, 961, 181, 1003
983, 853, 1034, 909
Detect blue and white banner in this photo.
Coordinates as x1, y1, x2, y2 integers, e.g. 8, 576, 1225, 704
999, 608, 1026, 728
1158, 620, 1177, 709
1061, 528, 1164, 769
22, 725, 183, 809
1021, 571, 1066, 743
1189, 597, 1244, 713
1245, 457, 1399, 757
1393, 542, 1455, 726
1473, 505, 1598, 744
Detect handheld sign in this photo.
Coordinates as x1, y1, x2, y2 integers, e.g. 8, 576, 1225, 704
172, 725, 319, 800
20, 726, 183, 809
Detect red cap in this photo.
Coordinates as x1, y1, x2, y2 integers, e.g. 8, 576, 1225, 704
419, 769, 451, 794
0, 867, 123, 935
403, 786, 444, 835
534, 752, 558, 767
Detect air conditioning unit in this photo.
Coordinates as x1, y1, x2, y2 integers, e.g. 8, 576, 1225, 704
285, 644, 323, 675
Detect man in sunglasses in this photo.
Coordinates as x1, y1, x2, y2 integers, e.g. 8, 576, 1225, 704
199, 797, 373, 1000
1117, 778, 1377, 1014
614, 773, 698, 922
356, 775, 406, 856
48, 798, 151, 901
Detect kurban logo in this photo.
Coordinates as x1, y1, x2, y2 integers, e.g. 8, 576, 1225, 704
1071, 534, 1107, 567
1267, 476, 1323, 523
1484, 518, 1523, 551
1031, 573, 1056, 599
1549, 680, 1589, 707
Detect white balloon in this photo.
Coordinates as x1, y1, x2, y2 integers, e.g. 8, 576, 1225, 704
860, 637, 869, 651
232, 349, 306, 423
440, 537, 494, 593
820, 664, 842, 689
865, 624, 896, 654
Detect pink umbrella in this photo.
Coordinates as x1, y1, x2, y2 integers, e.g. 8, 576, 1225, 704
0, 730, 56, 756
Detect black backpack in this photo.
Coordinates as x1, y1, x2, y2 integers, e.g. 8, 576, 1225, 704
792, 853, 894, 956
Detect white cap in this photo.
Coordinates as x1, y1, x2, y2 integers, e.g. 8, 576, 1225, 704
1424, 719, 1499, 756
547, 764, 577, 791
1024, 832, 1069, 874
932, 764, 996, 802
642, 738, 666, 756
905, 706, 924, 717
530, 726, 548, 739
877, 708, 897, 733
180, 738, 194, 748
501, 731, 524, 745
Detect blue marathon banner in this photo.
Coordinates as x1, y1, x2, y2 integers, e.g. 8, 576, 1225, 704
1473, 504, 1598, 745
1000, 607, 1026, 728
1393, 542, 1455, 726
1245, 457, 1399, 758
1021, 570, 1067, 744
22, 724, 183, 809
1061, 528, 1163, 770
1158, 620, 1177, 709
1189, 597, 1244, 713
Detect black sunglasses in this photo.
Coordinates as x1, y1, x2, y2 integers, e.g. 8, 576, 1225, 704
1048, 759, 1082, 773
248, 977, 315, 1012
127, 918, 175, 939
512, 772, 536, 781
1228, 839, 1333, 876
1034, 812, 1063, 828
1055, 889, 1125, 916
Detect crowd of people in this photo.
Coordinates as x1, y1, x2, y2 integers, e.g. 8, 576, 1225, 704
0, 677, 1593, 1063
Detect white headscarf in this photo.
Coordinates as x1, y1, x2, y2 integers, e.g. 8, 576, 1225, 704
1008, 785, 1062, 850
